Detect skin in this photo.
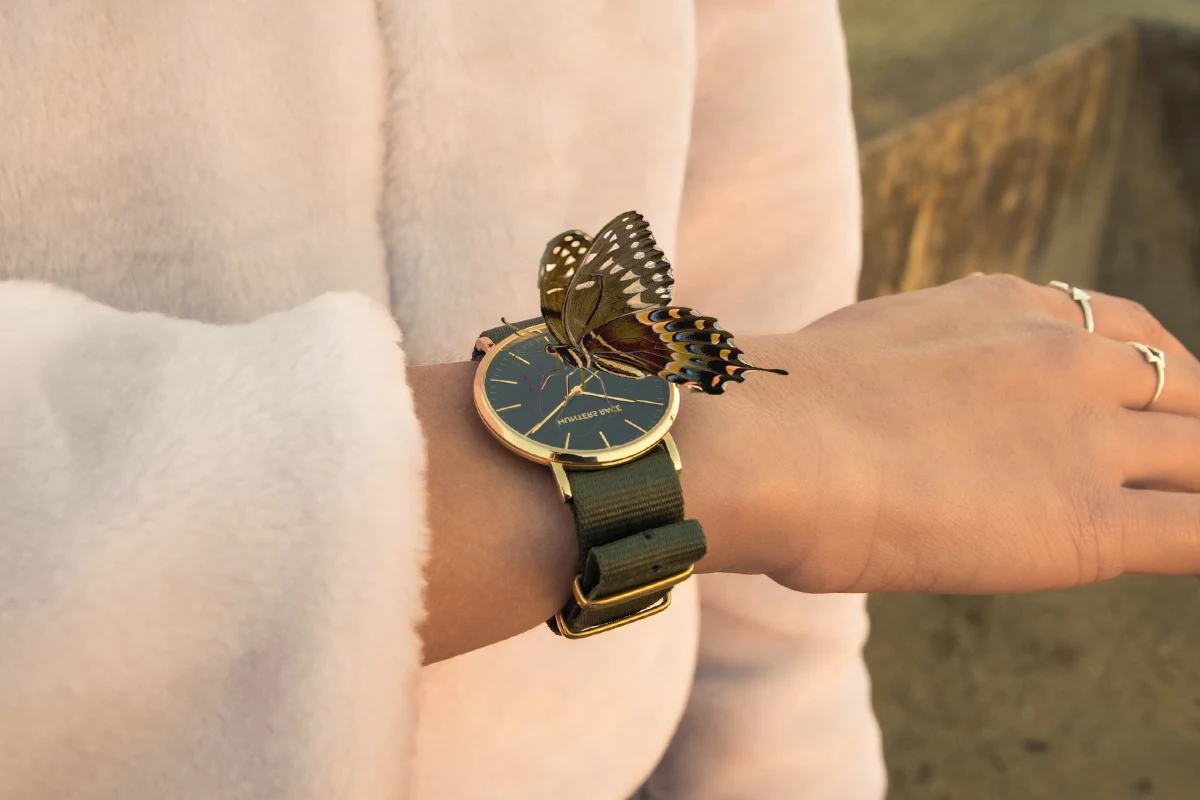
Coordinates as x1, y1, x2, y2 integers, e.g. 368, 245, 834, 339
414, 274, 1200, 664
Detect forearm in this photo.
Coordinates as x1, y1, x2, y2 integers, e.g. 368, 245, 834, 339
411, 358, 578, 663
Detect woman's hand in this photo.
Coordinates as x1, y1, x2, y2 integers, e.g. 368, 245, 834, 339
682, 274, 1200, 596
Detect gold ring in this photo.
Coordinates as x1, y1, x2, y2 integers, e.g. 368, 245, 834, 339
1128, 342, 1167, 411
1048, 281, 1095, 333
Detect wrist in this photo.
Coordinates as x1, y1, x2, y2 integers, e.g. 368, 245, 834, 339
409, 358, 578, 662
673, 330, 828, 580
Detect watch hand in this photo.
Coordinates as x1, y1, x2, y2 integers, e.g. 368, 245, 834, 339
579, 391, 652, 404
526, 384, 583, 437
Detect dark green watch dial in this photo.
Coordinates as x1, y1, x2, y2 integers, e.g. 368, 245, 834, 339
482, 328, 673, 453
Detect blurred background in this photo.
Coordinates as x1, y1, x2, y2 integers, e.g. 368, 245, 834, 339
840, 1, 1200, 798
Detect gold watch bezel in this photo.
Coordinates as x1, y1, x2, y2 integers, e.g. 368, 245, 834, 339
473, 323, 680, 469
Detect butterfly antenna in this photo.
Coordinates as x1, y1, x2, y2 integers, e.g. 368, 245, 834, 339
499, 317, 535, 335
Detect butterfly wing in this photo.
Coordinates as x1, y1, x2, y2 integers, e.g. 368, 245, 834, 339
538, 229, 592, 346
587, 307, 787, 395
560, 211, 675, 342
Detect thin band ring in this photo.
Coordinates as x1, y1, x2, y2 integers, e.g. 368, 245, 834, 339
1048, 280, 1096, 333
1128, 342, 1167, 411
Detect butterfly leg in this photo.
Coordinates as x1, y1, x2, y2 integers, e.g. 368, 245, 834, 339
537, 361, 568, 394
536, 348, 583, 396
582, 365, 616, 405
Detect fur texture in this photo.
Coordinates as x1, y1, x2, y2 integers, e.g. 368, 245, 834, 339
0, 286, 426, 799
0, 0, 392, 322
376, 0, 697, 365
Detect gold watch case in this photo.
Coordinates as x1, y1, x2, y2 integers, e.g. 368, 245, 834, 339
473, 323, 680, 470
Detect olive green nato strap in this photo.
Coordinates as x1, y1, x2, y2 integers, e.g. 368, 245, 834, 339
550, 447, 706, 637
472, 317, 707, 638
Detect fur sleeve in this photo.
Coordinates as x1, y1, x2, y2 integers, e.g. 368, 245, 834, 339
0, 282, 427, 800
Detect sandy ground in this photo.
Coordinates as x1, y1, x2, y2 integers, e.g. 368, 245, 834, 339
842, 2, 1200, 798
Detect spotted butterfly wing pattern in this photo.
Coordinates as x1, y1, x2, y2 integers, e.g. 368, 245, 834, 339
559, 211, 675, 340
537, 209, 787, 395
537, 229, 592, 346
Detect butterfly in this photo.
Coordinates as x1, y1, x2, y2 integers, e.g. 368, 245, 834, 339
535, 210, 787, 395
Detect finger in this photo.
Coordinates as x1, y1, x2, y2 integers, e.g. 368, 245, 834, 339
1042, 284, 1197, 363
1095, 337, 1200, 416
1118, 409, 1200, 491
1119, 488, 1200, 576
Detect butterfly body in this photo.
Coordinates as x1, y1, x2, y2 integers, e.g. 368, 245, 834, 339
545, 341, 592, 371
535, 211, 786, 394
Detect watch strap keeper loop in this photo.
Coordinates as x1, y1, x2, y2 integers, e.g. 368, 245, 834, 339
552, 519, 705, 637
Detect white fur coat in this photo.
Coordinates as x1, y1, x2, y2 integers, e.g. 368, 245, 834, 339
0, 1, 884, 797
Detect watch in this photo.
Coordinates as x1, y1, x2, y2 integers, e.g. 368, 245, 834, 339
472, 316, 707, 638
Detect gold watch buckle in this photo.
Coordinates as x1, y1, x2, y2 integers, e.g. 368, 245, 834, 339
553, 565, 694, 639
